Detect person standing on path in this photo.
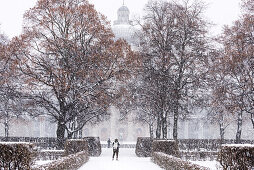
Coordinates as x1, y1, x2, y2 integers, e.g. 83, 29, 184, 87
112, 138, 120, 160
107, 138, 111, 148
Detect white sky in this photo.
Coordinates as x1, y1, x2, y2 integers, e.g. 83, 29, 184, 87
0, 0, 242, 39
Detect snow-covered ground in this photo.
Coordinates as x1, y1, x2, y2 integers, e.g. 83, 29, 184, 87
78, 148, 221, 170
78, 148, 163, 170
34, 160, 53, 166
191, 160, 222, 170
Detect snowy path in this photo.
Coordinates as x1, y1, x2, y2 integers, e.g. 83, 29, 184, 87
78, 148, 163, 170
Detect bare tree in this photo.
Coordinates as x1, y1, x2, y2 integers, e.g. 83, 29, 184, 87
124, 74, 158, 139
137, 0, 209, 140
12, 0, 135, 148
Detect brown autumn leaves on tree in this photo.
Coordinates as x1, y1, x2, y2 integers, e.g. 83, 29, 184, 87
0, 30, 26, 139
8, 0, 137, 148
209, 0, 254, 143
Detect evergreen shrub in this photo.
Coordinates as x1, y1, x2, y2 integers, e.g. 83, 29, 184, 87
152, 140, 180, 157
33, 150, 89, 170
218, 144, 254, 170
152, 152, 209, 170
64, 139, 88, 156
0, 142, 36, 169
135, 137, 153, 157
83, 137, 101, 156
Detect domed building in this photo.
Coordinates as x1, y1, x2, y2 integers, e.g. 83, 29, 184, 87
112, 4, 137, 47
114, 5, 131, 25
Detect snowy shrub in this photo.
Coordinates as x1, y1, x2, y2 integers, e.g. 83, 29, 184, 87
177, 139, 254, 151
218, 144, 254, 170
33, 150, 89, 170
0, 142, 36, 169
64, 139, 89, 156
0, 137, 60, 149
152, 152, 209, 170
135, 137, 153, 157
83, 137, 101, 156
180, 151, 218, 161
152, 140, 180, 157
178, 139, 221, 151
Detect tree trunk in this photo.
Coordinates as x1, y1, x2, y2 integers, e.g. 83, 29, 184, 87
219, 112, 225, 144
162, 116, 167, 139
173, 104, 179, 141
156, 116, 162, 139
67, 132, 73, 139
56, 121, 66, 149
149, 123, 154, 139
4, 103, 9, 141
219, 121, 225, 144
235, 111, 243, 144
251, 112, 254, 129
4, 118, 9, 141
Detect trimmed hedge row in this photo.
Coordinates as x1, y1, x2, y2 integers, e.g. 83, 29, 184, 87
0, 137, 59, 149
152, 140, 180, 157
83, 137, 101, 156
152, 152, 209, 170
0, 142, 36, 169
180, 151, 218, 161
178, 139, 254, 151
135, 137, 153, 157
33, 150, 89, 170
135, 138, 180, 157
64, 137, 101, 156
64, 139, 88, 156
218, 144, 254, 170
1, 137, 253, 151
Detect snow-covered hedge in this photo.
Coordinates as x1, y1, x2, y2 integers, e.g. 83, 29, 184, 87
178, 139, 254, 151
152, 140, 180, 157
32, 150, 89, 170
152, 152, 209, 170
180, 151, 218, 161
37, 150, 64, 160
178, 139, 221, 151
0, 137, 59, 149
64, 137, 101, 157
0, 142, 36, 169
64, 139, 89, 156
218, 144, 254, 169
135, 137, 153, 157
83, 137, 101, 156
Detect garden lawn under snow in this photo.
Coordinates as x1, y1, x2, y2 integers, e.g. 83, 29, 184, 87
78, 148, 220, 170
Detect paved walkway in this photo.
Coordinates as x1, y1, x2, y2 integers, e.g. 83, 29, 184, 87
78, 148, 163, 170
